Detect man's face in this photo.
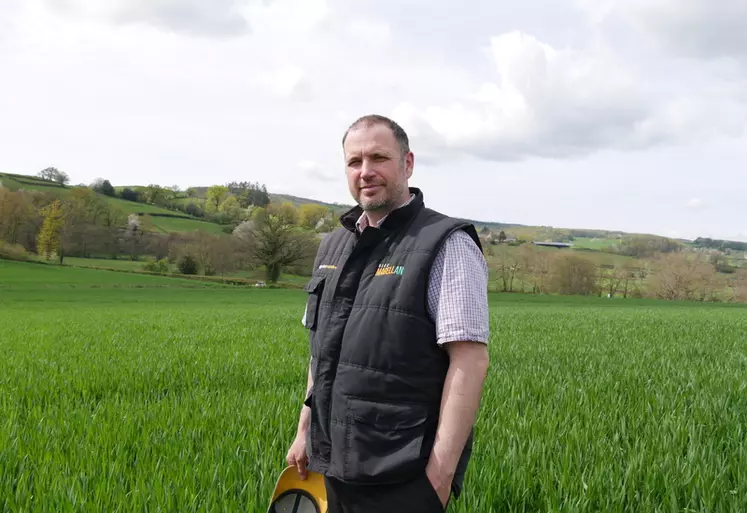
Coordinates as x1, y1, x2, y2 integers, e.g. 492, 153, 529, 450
343, 123, 413, 214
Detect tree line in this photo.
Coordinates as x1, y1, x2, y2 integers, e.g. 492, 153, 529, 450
0, 183, 337, 283
2, 171, 745, 300
694, 237, 747, 253
486, 243, 747, 303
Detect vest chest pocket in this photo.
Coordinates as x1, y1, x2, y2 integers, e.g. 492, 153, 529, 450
303, 275, 326, 330
343, 396, 428, 481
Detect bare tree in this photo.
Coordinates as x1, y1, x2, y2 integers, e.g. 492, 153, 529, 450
733, 269, 747, 303
494, 244, 521, 292
233, 204, 317, 283
550, 253, 599, 296
646, 252, 714, 301
598, 262, 631, 297
522, 246, 554, 294
0, 188, 36, 246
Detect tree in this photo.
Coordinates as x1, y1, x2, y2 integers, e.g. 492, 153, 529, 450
598, 262, 631, 298
38, 167, 70, 186
299, 204, 329, 230
184, 202, 204, 218
206, 185, 230, 213
218, 195, 244, 223
37, 200, 65, 262
91, 178, 116, 197
317, 214, 338, 233
119, 188, 140, 202
709, 253, 732, 273
733, 270, 747, 303
178, 253, 199, 275
615, 235, 683, 258
0, 188, 36, 246
493, 244, 520, 292
234, 203, 316, 283
124, 214, 154, 261
61, 187, 112, 258
618, 262, 639, 299
646, 253, 714, 301
143, 184, 167, 206
175, 231, 239, 276
227, 181, 270, 207
517, 244, 553, 294
498, 230, 507, 243
551, 253, 599, 296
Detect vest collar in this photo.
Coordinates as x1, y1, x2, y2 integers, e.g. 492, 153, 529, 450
340, 187, 424, 234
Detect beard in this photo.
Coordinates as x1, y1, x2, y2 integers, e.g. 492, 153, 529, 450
358, 180, 406, 212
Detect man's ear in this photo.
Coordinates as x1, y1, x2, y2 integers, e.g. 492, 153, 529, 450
405, 152, 414, 179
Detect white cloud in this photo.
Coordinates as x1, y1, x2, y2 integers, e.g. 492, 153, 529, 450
245, 0, 329, 37
2, 0, 747, 242
46, 0, 251, 36
685, 198, 706, 210
257, 67, 309, 99
298, 161, 335, 182
344, 20, 392, 47
580, 0, 747, 64
395, 31, 747, 162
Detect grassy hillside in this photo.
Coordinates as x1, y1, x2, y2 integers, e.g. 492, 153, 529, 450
0, 172, 69, 193
1, 173, 226, 235
268, 193, 350, 211
6, 172, 745, 255
180, 188, 349, 212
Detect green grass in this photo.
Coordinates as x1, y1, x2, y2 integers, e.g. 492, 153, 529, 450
60, 257, 153, 271
571, 237, 621, 251
1, 262, 746, 512
57, 257, 310, 286
0, 173, 68, 193
150, 215, 227, 235
104, 197, 226, 235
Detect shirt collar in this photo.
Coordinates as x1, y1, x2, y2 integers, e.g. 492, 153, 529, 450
355, 193, 415, 233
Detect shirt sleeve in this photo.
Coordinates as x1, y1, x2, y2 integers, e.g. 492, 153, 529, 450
427, 229, 490, 345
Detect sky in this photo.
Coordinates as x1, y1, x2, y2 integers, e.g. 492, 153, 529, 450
1, 0, 746, 242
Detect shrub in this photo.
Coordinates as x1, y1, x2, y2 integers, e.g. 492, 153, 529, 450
177, 254, 199, 275
0, 240, 29, 262
141, 257, 170, 274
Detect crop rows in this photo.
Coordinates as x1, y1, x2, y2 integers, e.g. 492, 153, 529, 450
1, 263, 746, 511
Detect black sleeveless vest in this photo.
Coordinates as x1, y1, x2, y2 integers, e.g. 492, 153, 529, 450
303, 188, 481, 498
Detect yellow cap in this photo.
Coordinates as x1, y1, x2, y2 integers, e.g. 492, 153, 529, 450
268, 466, 328, 513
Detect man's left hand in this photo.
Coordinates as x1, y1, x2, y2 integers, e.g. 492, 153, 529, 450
426, 460, 452, 508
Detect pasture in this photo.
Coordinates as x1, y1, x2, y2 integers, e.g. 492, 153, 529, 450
1, 260, 746, 512
0, 172, 225, 235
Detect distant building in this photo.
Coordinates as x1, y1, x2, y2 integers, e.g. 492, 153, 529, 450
532, 241, 573, 248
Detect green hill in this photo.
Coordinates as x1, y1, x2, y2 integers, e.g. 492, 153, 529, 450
5, 172, 745, 256
1, 173, 225, 235
269, 193, 350, 211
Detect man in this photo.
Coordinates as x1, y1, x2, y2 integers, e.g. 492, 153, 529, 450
285, 114, 490, 512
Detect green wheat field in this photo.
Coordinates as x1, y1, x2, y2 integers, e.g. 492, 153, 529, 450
1, 260, 746, 512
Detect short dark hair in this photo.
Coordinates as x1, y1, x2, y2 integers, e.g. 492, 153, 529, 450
342, 114, 410, 155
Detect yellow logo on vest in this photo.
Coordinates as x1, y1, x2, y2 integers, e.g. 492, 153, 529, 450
375, 263, 404, 276
318, 264, 337, 270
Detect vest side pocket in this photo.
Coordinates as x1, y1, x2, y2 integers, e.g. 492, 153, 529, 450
342, 396, 428, 482
303, 275, 326, 330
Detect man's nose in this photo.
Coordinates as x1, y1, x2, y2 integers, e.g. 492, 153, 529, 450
360, 159, 376, 179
